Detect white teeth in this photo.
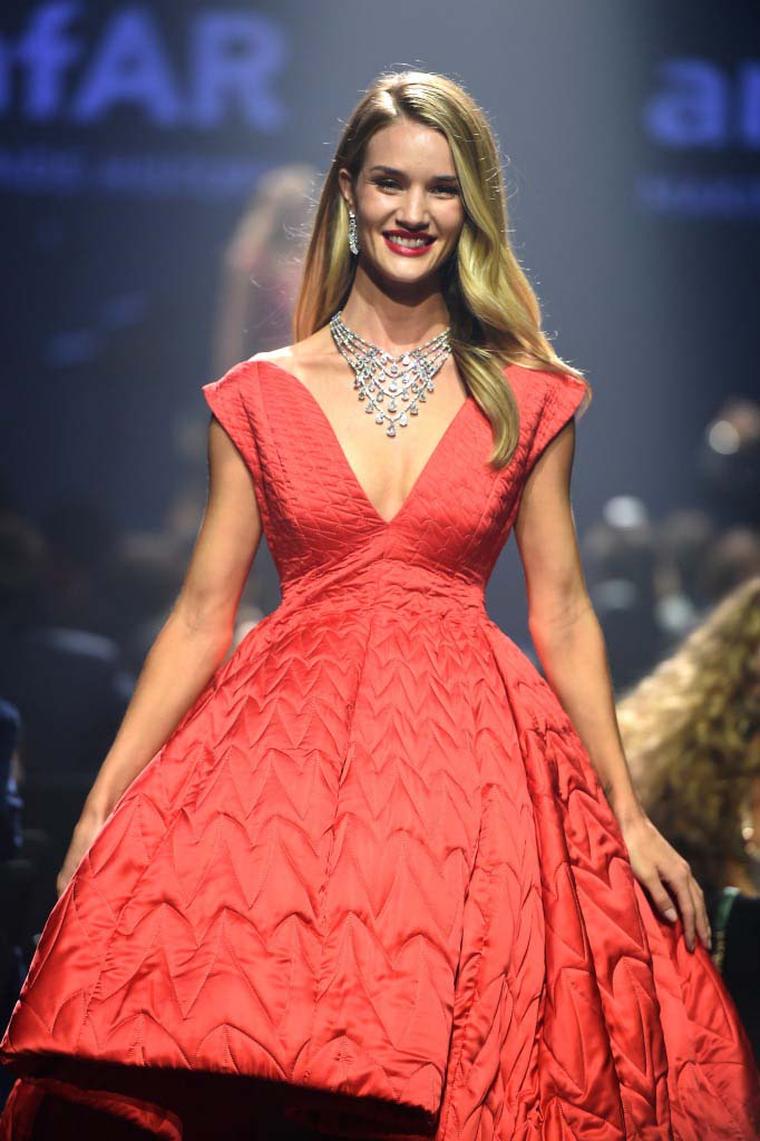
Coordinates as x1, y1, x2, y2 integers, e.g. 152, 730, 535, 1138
387, 235, 429, 248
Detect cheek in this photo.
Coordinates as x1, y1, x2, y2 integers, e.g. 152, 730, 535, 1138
439, 203, 465, 237
361, 193, 393, 226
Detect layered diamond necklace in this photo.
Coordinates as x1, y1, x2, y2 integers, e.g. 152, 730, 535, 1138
329, 309, 452, 438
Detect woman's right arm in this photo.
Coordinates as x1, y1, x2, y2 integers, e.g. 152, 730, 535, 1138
57, 416, 262, 894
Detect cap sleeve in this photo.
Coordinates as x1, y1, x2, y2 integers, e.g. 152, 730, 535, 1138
202, 361, 276, 545
525, 370, 592, 474
201, 362, 258, 473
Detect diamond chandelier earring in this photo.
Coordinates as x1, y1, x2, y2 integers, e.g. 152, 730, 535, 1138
347, 208, 360, 256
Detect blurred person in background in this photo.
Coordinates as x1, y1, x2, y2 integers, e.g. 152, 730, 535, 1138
699, 397, 760, 529
653, 507, 717, 645
38, 498, 118, 636
581, 497, 666, 692
99, 531, 188, 676
618, 576, 760, 1061
0, 510, 133, 934
211, 163, 319, 375
699, 526, 760, 608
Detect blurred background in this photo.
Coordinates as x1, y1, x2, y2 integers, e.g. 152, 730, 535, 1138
1, 0, 759, 1090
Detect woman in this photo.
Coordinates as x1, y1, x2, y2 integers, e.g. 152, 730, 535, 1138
618, 575, 760, 1063
1, 70, 758, 1140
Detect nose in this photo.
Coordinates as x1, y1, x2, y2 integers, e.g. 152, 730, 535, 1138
396, 187, 430, 229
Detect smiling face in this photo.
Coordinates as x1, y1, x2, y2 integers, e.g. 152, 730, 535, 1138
339, 117, 465, 287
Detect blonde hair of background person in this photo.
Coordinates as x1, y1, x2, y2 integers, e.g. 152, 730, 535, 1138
617, 576, 760, 901
292, 69, 590, 468
213, 164, 319, 375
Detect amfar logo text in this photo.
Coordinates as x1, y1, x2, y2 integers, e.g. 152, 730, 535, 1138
0, 3, 287, 130
644, 59, 759, 149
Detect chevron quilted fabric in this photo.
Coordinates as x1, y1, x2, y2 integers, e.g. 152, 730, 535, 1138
1, 358, 759, 1140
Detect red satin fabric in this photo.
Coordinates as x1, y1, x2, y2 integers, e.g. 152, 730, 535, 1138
1, 359, 758, 1139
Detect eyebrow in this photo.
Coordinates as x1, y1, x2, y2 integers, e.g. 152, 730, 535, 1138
368, 164, 459, 182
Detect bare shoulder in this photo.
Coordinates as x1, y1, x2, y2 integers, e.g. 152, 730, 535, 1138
248, 327, 341, 389
248, 327, 335, 370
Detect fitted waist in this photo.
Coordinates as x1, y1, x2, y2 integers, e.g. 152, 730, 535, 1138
276, 558, 487, 623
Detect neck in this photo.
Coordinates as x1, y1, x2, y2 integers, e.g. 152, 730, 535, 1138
339, 262, 450, 353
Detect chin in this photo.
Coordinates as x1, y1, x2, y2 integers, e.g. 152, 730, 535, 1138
375, 253, 441, 280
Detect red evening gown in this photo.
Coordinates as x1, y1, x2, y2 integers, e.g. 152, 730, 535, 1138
1, 359, 759, 1140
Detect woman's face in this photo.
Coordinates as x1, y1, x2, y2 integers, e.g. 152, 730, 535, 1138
339, 118, 466, 288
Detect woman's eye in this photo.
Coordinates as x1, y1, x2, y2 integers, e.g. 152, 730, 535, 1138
374, 178, 459, 196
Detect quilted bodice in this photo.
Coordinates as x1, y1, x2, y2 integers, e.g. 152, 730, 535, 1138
201, 358, 590, 615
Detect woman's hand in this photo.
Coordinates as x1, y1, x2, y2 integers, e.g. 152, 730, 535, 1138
618, 812, 712, 952
56, 809, 108, 898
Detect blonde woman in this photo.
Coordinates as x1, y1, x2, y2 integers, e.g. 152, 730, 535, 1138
2, 71, 758, 1140
619, 575, 760, 1062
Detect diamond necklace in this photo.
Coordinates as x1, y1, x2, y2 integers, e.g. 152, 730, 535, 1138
329, 309, 452, 438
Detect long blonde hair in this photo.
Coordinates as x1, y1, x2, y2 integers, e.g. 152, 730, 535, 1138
617, 576, 760, 894
293, 69, 591, 468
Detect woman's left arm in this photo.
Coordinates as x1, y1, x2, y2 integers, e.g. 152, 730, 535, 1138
514, 420, 711, 954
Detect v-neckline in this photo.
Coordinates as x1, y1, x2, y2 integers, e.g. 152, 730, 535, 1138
249, 357, 473, 529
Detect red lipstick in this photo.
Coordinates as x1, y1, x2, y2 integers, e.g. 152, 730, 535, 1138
382, 230, 436, 257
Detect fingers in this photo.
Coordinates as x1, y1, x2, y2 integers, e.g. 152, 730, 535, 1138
668, 865, 696, 951
623, 818, 713, 954
691, 877, 712, 951
659, 860, 712, 953
645, 872, 680, 928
